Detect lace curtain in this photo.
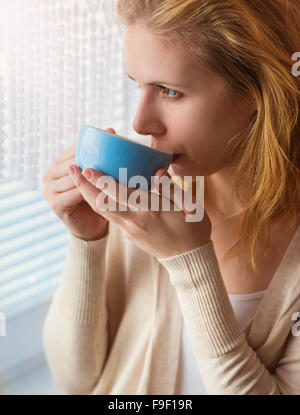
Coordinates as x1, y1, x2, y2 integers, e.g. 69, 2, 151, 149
0, 0, 145, 192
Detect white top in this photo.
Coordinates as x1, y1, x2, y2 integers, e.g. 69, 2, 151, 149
177, 290, 266, 394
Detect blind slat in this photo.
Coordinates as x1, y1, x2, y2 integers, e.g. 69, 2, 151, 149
0, 179, 69, 318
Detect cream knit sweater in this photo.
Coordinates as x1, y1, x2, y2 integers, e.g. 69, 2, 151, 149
43, 221, 300, 395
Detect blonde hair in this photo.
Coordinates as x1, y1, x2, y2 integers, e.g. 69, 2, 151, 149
117, 0, 300, 278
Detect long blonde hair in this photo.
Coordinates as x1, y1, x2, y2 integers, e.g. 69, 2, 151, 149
117, 0, 300, 278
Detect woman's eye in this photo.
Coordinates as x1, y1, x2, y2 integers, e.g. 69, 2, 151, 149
134, 84, 179, 99
159, 87, 179, 99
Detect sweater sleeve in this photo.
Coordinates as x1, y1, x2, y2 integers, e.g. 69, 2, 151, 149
43, 230, 110, 395
157, 241, 300, 395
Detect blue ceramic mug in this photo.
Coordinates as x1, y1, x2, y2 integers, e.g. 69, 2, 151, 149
75, 124, 173, 191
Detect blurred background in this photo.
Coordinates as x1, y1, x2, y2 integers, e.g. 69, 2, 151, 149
0, 0, 145, 395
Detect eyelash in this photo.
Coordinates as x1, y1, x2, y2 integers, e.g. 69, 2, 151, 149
135, 84, 180, 100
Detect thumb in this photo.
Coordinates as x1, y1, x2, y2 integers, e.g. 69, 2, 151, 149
154, 168, 183, 207
154, 169, 199, 216
154, 168, 170, 189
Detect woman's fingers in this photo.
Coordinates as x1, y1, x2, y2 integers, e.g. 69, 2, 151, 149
47, 174, 77, 194
52, 187, 84, 211
44, 157, 77, 182
69, 164, 135, 220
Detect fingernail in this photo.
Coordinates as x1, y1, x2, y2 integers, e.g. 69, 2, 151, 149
69, 165, 76, 176
83, 169, 92, 180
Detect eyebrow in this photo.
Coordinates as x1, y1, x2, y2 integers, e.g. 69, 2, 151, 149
127, 73, 185, 88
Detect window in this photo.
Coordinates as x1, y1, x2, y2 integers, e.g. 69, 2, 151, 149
0, 177, 69, 319
0, 177, 70, 392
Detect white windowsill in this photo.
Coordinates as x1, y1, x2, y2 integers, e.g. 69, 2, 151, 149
0, 359, 66, 395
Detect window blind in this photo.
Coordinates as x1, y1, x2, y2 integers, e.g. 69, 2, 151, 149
0, 177, 69, 319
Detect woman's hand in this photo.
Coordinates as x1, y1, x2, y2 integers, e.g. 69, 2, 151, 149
42, 128, 117, 242
68, 164, 212, 258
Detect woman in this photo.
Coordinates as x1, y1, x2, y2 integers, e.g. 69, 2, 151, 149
42, 0, 300, 394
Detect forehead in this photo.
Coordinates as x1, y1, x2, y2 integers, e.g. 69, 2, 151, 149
124, 23, 201, 84
124, 22, 230, 97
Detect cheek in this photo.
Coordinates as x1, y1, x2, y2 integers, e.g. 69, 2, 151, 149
172, 97, 233, 146
169, 93, 249, 175
171, 126, 235, 177
199, 105, 237, 143
199, 92, 251, 144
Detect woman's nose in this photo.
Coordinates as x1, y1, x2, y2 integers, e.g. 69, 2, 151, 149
132, 97, 165, 137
